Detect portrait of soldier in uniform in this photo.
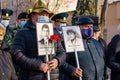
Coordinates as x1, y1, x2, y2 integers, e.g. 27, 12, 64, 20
36, 23, 54, 55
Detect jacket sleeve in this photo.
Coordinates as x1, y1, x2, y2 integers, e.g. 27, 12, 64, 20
53, 42, 66, 66
107, 35, 120, 71
10, 30, 42, 71
6, 52, 18, 80
59, 62, 75, 76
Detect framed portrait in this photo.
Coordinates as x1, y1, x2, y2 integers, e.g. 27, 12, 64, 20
36, 23, 55, 56
62, 26, 84, 52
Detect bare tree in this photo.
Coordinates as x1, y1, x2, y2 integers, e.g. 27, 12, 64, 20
72, 0, 108, 38
100, 0, 108, 38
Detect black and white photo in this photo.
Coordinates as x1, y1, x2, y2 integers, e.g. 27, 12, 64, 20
36, 23, 54, 55
62, 26, 84, 52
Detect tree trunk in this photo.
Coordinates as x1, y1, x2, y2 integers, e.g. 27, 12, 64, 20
100, 0, 108, 38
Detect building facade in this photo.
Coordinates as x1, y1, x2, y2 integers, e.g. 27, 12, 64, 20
105, 1, 120, 43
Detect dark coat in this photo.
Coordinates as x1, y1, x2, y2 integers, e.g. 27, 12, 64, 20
0, 42, 18, 80
11, 19, 66, 80
59, 38, 105, 80
98, 38, 108, 79
106, 34, 120, 80
54, 28, 63, 42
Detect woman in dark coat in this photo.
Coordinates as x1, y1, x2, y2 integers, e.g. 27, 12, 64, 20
107, 34, 120, 80
10, 6, 66, 80
0, 23, 18, 80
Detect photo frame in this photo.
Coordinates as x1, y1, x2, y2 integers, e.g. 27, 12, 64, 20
36, 23, 54, 56
62, 26, 84, 52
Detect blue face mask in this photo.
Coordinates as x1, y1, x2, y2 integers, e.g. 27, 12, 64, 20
37, 16, 49, 22
81, 28, 93, 38
19, 21, 26, 29
58, 23, 66, 31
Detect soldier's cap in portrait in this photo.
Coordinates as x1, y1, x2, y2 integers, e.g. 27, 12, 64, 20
1, 8, 13, 20
51, 12, 68, 23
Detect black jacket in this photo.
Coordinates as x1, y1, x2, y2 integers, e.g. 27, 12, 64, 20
11, 19, 66, 80
107, 34, 120, 80
0, 42, 18, 80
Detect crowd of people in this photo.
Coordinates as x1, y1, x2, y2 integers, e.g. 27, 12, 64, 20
0, 1, 120, 80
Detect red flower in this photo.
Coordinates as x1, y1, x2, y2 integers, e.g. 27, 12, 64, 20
50, 35, 60, 42
49, 35, 60, 60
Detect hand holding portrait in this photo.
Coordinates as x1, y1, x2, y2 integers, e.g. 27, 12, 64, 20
48, 58, 58, 71
40, 63, 49, 73
72, 68, 83, 77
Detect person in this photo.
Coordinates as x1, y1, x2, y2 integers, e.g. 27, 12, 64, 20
1, 8, 15, 50
51, 12, 68, 42
59, 16, 105, 80
93, 25, 101, 40
93, 25, 108, 80
106, 26, 120, 80
50, 12, 68, 80
16, 12, 28, 29
93, 25, 107, 55
10, 4, 66, 80
0, 23, 18, 80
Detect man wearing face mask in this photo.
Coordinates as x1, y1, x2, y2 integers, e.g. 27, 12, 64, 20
59, 16, 105, 80
51, 12, 68, 42
0, 8, 15, 50
11, 3, 66, 80
17, 12, 28, 29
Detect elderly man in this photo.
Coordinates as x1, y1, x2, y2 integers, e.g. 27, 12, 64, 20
59, 16, 105, 80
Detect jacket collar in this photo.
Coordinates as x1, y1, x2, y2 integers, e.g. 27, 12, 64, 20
25, 19, 36, 30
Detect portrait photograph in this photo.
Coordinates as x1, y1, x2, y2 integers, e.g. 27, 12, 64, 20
36, 23, 54, 56
62, 26, 84, 52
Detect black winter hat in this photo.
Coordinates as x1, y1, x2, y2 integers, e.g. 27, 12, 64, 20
76, 16, 94, 25
18, 12, 28, 19
93, 26, 100, 32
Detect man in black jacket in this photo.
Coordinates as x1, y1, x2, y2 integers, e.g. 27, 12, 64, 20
11, 3, 66, 80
